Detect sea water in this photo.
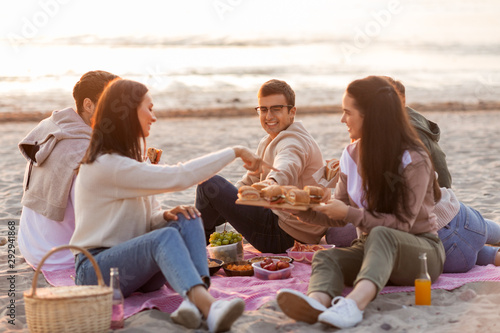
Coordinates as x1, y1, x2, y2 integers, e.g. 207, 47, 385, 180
1, 0, 499, 115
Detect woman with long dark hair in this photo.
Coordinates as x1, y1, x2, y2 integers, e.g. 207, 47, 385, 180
70, 79, 271, 332
277, 76, 445, 329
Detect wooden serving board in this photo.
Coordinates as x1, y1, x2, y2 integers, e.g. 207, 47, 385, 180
235, 199, 321, 211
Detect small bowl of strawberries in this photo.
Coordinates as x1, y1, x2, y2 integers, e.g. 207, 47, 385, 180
251, 258, 294, 280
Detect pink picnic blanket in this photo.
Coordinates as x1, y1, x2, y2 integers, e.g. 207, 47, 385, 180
41, 245, 500, 319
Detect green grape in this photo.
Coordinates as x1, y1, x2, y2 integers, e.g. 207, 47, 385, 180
209, 230, 243, 247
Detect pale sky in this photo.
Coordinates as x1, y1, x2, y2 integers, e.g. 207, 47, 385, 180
0, 0, 342, 40
1, 0, 499, 43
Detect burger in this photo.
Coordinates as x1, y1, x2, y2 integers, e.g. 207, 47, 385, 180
303, 186, 325, 204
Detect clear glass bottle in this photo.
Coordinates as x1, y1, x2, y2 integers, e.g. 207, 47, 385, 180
110, 267, 124, 329
414, 252, 431, 305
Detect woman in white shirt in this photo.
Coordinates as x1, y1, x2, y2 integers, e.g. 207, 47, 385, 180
70, 79, 270, 332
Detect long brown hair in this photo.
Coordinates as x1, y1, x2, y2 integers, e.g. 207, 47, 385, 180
81, 79, 149, 164
346, 76, 440, 223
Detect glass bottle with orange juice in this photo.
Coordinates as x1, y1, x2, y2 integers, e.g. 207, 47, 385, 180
415, 252, 431, 306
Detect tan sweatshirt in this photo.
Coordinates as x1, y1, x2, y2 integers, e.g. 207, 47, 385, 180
236, 121, 328, 244
298, 141, 439, 235
19, 108, 91, 221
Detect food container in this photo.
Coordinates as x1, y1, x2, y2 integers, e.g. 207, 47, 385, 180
286, 244, 334, 263
223, 260, 254, 277
208, 258, 224, 276
251, 259, 294, 280
207, 240, 244, 263
248, 255, 294, 264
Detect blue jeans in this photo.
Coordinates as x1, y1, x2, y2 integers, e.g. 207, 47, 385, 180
438, 202, 500, 273
75, 215, 209, 298
195, 175, 295, 253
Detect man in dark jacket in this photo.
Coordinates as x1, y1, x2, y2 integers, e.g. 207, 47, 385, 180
385, 77, 452, 188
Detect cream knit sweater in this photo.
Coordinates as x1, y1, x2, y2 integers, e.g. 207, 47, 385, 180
70, 148, 236, 253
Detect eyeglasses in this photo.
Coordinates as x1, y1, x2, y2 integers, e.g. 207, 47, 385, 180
255, 105, 293, 114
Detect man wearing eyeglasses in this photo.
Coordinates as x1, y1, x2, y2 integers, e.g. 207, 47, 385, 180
195, 79, 327, 253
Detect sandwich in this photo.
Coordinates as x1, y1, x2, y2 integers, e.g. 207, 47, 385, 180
325, 158, 340, 181
285, 189, 310, 205
303, 186, 325, 204
251, 182, 270, 192
281, 185, 299, 194
147, 147, 163, 164
238, 186, 261, 201
252, 181, 276, 198
260, 185, 285, 204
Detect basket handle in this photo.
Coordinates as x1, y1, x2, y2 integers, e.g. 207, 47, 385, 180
28, 245, 107, 297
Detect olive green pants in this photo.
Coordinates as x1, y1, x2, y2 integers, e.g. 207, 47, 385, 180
308, 226, 445, 298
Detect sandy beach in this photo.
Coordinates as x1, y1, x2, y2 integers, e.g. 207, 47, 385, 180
1, 109, 499, 332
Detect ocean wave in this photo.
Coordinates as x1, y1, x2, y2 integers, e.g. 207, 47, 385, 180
5, 34, 337, 47
3, 34, 500, 54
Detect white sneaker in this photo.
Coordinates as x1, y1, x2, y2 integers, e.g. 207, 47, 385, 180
171, 299, 202, 329
207, 298, 245, 333
318, 296, 364, 329
276, 288, 327, 324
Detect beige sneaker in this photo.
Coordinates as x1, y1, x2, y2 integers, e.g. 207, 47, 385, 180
207, 298, 245, 333
318, 296, 363, 328
277, 288, 327, 324
171, 299, 202, 329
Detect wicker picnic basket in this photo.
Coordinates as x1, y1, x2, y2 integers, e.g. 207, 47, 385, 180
23, 245, 112, 333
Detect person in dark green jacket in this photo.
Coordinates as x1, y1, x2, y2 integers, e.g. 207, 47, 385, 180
384, 77, 452, 188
